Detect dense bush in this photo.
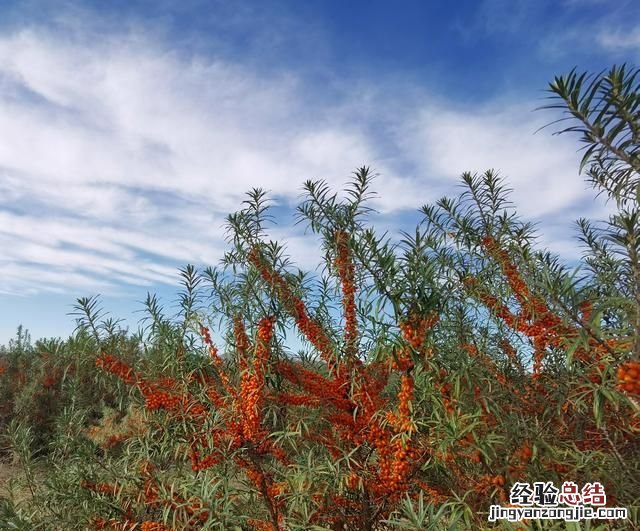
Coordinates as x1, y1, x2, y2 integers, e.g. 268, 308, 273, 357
1, 66, 639, 530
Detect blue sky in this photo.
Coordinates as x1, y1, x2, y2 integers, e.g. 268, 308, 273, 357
0, 0, 638, 346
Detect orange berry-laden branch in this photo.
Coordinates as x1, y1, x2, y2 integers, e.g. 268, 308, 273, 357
248, 247, 337, 373
468, 236, 631, 381
95, 238, 579, 527
247, 242, 446, 518
240, 316, 275, 442
335, 230, 360, 365
95, 318, 288, 530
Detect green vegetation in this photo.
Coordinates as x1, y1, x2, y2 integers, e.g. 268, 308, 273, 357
0, 66, 639, 530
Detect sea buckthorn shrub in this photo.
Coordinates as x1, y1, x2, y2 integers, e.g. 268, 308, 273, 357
1, 65, 640, 530
0, 321, 147, 463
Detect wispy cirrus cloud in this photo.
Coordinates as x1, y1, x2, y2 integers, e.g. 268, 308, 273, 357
0, 25, 394, 295
537, 0, 640, 60
597, 27, 640, 52
402, 102, 596, 218
0, 14, 610, 303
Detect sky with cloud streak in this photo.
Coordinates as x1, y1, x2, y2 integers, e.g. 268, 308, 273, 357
0, 0, 638, 345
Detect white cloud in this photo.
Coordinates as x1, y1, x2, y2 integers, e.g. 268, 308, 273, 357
538, 10, 640, 59
0, 27, 392, 295
0, 22, 609, 298
395, 100, 617, 260
597, 27, 640, 51
403, 103, 594, 218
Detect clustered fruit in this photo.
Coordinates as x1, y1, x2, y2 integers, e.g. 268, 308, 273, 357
617, 360, 640, 396
335, 230, 359, 363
